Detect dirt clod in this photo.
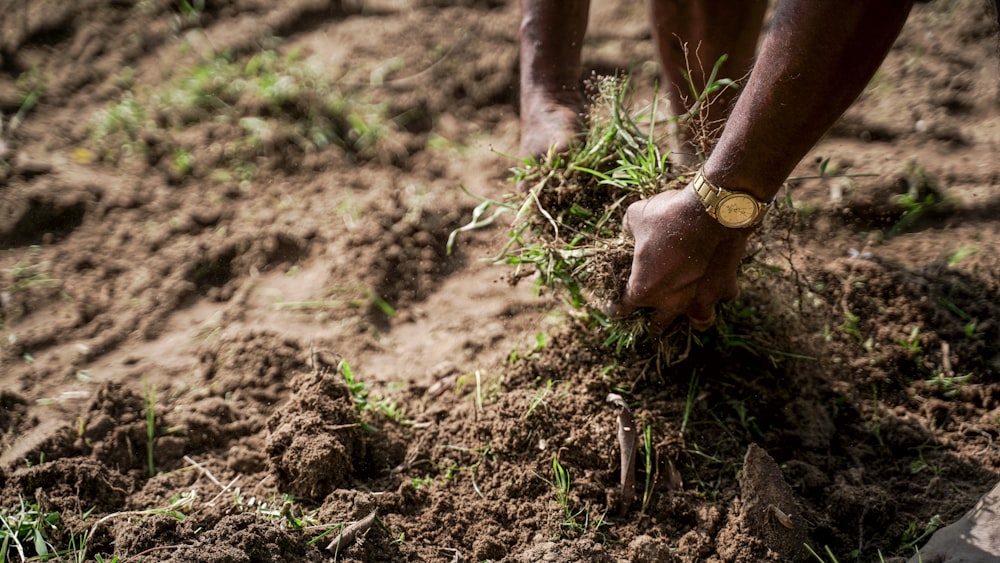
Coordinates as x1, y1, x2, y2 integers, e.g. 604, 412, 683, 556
717, 444, 811, 562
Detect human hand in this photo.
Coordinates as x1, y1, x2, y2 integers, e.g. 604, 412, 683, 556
610, 185, 751, 335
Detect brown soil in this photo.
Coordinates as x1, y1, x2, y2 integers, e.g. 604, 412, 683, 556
2, 0, 1000, 561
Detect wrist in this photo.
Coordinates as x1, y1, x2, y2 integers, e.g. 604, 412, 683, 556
689, 168, 772, 229
701, 160, 783, 203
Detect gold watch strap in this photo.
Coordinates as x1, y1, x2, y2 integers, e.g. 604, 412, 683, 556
692, 169, 724, 211
691, 169, 772, 227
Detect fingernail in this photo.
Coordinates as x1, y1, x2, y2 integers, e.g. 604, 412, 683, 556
602, 301, 622, 319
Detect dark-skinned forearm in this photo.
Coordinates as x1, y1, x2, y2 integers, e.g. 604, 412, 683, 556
703, 0, 914, 200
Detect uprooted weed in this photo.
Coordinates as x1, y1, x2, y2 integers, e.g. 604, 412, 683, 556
88, 47, 388, 181
451, 67, 806, 369
454, 73, 736, 361
448, 76, 675, 358
506, 76, 668, 309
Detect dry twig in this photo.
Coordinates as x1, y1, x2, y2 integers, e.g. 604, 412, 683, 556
326, 510, 380, 555
607, 393, 637, 514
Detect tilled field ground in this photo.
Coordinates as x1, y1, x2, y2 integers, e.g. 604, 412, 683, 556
2, 0, 1000, 561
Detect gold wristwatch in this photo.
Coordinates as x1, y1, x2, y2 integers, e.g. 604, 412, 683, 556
691, 169, 771, 229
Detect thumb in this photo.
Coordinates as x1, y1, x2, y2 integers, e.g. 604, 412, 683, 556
603, 299, 633, 321
603, 287, 640, 320
621, 198, 649, 236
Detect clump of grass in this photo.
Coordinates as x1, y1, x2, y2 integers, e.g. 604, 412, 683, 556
546, 455, 610, 540
89, 48, 387, 178
505, 75, 669, 308
3, 248, 60, 295
453, 62, 776, 361
0, 498, 61, 562
338, 360, 409, 430
448, 75, 674, 354
0, 66, 45, 147
1, 247, 64, 328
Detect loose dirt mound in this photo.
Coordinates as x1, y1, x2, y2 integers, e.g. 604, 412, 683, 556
2, 0, 1000, 561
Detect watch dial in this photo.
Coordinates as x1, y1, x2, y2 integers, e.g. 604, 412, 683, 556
718, 195, 757, 227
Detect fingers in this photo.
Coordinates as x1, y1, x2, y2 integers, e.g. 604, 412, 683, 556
643, 275, 733, 335
685, 303, 717, 332
648, 307, 680, 336
681, 240, 742, 331
682, 280, 732, 332
613, 189, 741, 336
603, 298, 635, 321
620, 198, 645, 236
617, 290, 719, 336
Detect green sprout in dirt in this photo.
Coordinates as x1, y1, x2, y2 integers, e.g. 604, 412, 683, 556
729, 399, 764, 440
841, 310, 862, 341
901, 514, 943, 553
549, 454, 588, 536
923, 370, 971, 398
909, 445, 943, 476
545, 455, 609, 540
806, 544, 900, 563
438, 444, 492, 500
172, 148, 195, 177
144, 381, 157, 477
0, 498, 61, 563
522, 379, 554, 420
680, 368, 701, 435
947, 245, 978, 269
338, 360, 408, 430
255, 493, 321, 531
176, 0, 205, 18
889, 191, 936, 238
896, 326, 923, 358
804, 544, 893, 563
75, 492, 196, 561
229, 489, 351, 546
866, 386, 884, 446
551, 455, 573, 516
0, 66, 45, 145
4, 248, 59, 292
640, 423, 655, 513
804, 544, 841, 563
275, 286, 395, 318
887, 161, 948, 239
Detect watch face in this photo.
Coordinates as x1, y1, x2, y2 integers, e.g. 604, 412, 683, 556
716, 194, 758, 228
